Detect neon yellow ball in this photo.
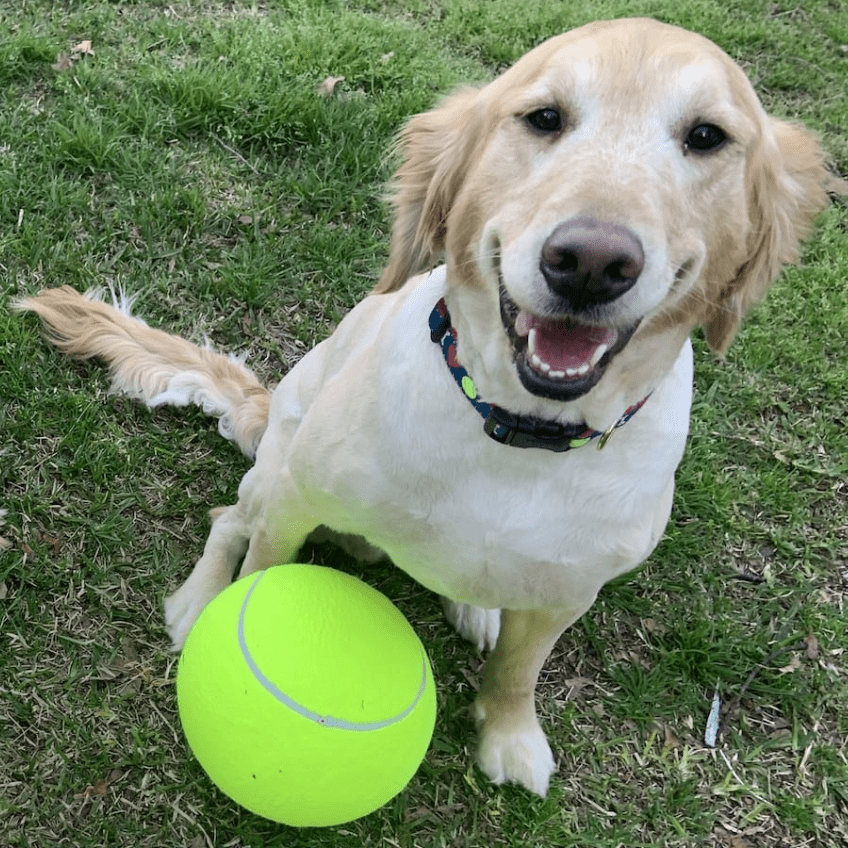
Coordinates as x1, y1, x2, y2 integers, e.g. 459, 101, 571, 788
176, 565, 436, 827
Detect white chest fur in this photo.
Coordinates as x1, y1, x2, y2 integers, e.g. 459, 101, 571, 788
256, 268, 693, 611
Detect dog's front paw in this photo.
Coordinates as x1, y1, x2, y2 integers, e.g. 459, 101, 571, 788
474, 701, 556, 797
164, 571, 230, 650
441, 598, 500, 651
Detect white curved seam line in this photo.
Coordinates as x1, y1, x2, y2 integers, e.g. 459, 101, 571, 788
237, 570, 428, 731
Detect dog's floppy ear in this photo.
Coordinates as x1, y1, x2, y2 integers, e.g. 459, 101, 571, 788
374, 87, 483, 293
703, 118, 831, 353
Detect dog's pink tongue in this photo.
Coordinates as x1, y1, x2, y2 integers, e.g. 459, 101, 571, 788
524, 313, 617, 373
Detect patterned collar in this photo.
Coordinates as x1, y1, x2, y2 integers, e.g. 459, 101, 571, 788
429, 298, 650, 452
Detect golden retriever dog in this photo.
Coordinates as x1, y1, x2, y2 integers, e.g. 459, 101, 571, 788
19, 19, 836, 796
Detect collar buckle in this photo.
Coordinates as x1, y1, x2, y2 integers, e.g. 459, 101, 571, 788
484, 407, 591, 453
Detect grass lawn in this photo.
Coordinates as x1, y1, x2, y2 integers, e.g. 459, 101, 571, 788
2, 1, 847, 846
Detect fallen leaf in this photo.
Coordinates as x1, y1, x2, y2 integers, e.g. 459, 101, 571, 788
317, 75, 345, 97
92, 664, 119, 682
805, 633, 819, 660
72, 40, 95, 58
120, 637, 139, 663
563, 676, 594, 697
74, 768, 123, 800
459, 666, 480, 691
38, 532, 60, 557
117, 677, 143, 697
627, 649, 651, 670
663, 725, 681, 749
52, 53, 72, 72
778, 655, 801, 674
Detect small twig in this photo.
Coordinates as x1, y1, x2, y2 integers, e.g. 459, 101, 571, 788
212, 133, 260, 175
719, 637, 806, 739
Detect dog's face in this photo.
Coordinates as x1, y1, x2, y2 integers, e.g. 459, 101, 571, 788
377, 19, 827, 417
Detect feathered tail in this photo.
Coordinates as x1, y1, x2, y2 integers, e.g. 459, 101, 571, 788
15, 286, 271, 458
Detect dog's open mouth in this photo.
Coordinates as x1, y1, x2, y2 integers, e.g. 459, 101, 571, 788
499, 286, 639, 401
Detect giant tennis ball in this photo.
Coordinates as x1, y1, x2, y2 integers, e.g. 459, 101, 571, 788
176, 564, 436, 827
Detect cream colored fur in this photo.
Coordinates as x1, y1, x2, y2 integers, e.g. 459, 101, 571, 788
18, 19, 835, 797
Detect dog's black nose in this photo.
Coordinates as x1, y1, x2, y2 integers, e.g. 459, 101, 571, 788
539, 217, 644, 310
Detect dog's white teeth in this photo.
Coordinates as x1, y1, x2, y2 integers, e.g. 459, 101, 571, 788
589, 343, 609, 368
526, 325, 609, 380
531, 352, 550, 373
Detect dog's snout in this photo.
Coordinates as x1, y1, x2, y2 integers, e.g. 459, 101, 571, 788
539, 217, 644, 309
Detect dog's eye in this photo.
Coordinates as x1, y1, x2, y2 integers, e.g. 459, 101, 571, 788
526, 108, 562, 133
685, 123, 727, 152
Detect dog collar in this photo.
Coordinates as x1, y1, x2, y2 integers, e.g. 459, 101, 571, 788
429, 298, 650, 452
